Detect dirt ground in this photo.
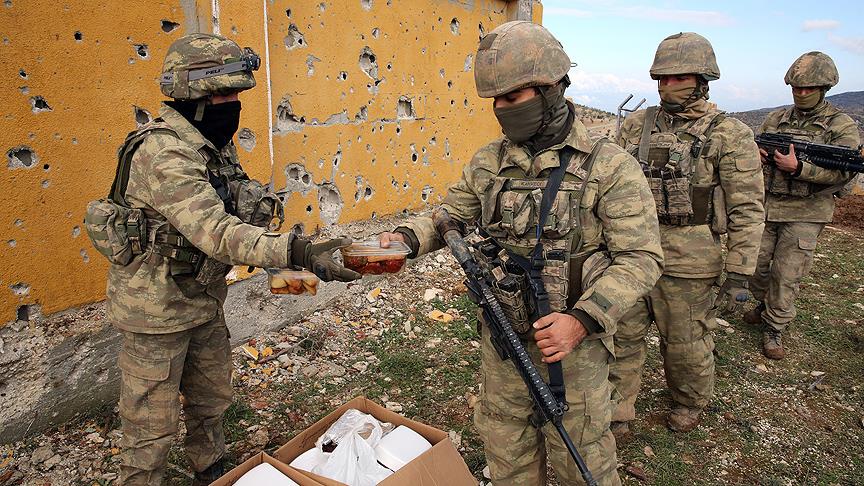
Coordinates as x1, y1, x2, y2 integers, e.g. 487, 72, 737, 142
833, 194, 864, 230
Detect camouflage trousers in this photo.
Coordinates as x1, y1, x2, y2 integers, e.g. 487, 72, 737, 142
749, 221, 824, 332
475, 325, 621, 485
117, 312, 233, 485
609, 276, 717, 422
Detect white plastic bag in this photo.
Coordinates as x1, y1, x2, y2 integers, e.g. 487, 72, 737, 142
313, 409, 394, 486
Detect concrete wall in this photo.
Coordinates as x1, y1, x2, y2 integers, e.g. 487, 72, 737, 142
0, 0, 542, 441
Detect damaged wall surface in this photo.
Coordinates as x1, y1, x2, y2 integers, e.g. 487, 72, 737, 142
0, 0, 542, 441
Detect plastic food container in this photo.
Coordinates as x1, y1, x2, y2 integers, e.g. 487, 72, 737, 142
234, 462, 299, 486
374, 425, 433, 472
267, 269, 320, 295
340, 240, 411, 275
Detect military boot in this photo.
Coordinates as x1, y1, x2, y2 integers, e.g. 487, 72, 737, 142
667, 406, 702, 432
743, 303, 765, 326
610, 421, 631, 441
762, 328, 785, 360
192, 458, 225, 486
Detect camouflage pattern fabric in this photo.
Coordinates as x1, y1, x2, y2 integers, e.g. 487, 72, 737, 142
476, 326, 620, 485
618, 107, 765, 278
161, 33, 256, 100
399, 117, 663, 482
474, 21, 571, 98
401, 118, 663, 335
784, 51, 839, 88
118, 314, 232, 485
106, 104, 300, 334
610, 276, 717, 422
757, 101, 860, 222
749, 99, 860, 332
749, 222, 824, 332
649, 32, 720, 81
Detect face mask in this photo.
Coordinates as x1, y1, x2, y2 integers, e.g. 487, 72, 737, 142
659, 80, 699, 114
167, 99, 242, 149
493, 94, 546, 143
793, 90, 822, 111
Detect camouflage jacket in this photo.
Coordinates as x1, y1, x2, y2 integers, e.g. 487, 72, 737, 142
400, 120, 664, 337
619, 107, 765, 278
106, 104, 298, 334
757, 101, 860, 223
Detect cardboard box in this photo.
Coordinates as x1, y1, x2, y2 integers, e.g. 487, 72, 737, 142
274, 396, 477, 486
211, 452, 321, 486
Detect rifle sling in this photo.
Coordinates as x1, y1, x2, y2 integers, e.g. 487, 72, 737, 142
503, 139, 606, 410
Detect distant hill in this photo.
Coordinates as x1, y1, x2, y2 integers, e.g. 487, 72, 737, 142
729, 91, 864, 138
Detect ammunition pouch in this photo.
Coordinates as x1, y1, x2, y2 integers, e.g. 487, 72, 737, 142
228, 178, 285, 230
84, 200, 147, 266
642, 166, 712, 226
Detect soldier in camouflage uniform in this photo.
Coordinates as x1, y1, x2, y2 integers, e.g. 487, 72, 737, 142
99, 34, 360, 485
744, 52, 860, 360
379, 22, 663, 485
609, 33, 765, 434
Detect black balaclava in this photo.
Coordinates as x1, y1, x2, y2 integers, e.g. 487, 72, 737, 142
166, 99, 242, 149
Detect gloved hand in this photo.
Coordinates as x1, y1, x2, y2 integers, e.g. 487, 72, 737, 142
717, 272, 750, 315
291, 237, 361, 282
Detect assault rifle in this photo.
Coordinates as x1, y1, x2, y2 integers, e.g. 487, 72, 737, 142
755, 133, 864, 173
432, 208, 597, 486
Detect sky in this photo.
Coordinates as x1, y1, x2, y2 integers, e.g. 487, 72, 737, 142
542, 0, 864, 113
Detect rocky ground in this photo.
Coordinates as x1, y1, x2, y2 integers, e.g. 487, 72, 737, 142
2, 198, 863, 486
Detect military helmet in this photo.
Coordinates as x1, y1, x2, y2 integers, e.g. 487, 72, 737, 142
474, 21, 571, 98
784, 51, 839, 88
650, 32, 720, 81
160, 33, 259, 100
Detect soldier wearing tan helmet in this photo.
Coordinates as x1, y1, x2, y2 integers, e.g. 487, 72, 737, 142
377, 21, 663, 485
745, 51, 860, 359
88, 33, 360, 485
609, 32, 765, 435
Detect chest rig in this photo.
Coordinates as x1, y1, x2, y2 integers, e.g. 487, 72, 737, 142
85, 121, 283, 297
475, 140, 606, 334
763, 106, 839, 197
636, 106, 725, 226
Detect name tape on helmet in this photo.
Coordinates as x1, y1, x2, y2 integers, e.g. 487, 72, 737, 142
160, 48, 260, 85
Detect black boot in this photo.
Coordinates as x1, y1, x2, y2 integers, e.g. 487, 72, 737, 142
192, 458, 226, 486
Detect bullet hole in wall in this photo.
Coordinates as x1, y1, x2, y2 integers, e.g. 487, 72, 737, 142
361, 0, 372, 11
306, 205, 313, 213
237, 128, 256, 152
41, 179, 49, 189
386, 63, 392, 71
397, 96, 415, 119
10, 282, 31, 296
72, 226, 81, 238
74, 31, 82, 41
359, 47, 378, 79
317, 183, 343, 226
450, 18, 459, 35
372, 27, 380, 38
30, 96, 52, 113
16, 304, 31, 322
80, 249, 89, 263
306, 55, 321, 76
464, 54, 473, 72
43, 163, 50, 171
161, 20, 180, 33
479, 22, 485, 40
7, 146, 37, 169
134, 44, 149, 59
291, 223, 304, 235
395, 126, 401, 135
286, 8, 291, 17
421, 185, 433, 202
8, 240, 16, 247
339, 71, 348, 81
284, 24, 305, 49
18, 69, 26, 79
447, 80, 453, 89
318, 2, 326, 12
275, 95, 305, 133
133, 106, 151, 126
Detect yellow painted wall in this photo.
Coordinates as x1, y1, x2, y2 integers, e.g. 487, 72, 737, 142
0, 0, 536, 322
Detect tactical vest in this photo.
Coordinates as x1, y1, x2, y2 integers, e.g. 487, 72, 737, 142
763, 105, 850, 197
85, 120, 283, 297
475, 140, 606, 332
635, 106, 726, 227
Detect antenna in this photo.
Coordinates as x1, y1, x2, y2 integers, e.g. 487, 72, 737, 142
616, 94, 646, 140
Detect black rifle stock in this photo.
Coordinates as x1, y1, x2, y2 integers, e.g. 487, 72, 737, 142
755, 132, 864, 174
432, 208, 598, 486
